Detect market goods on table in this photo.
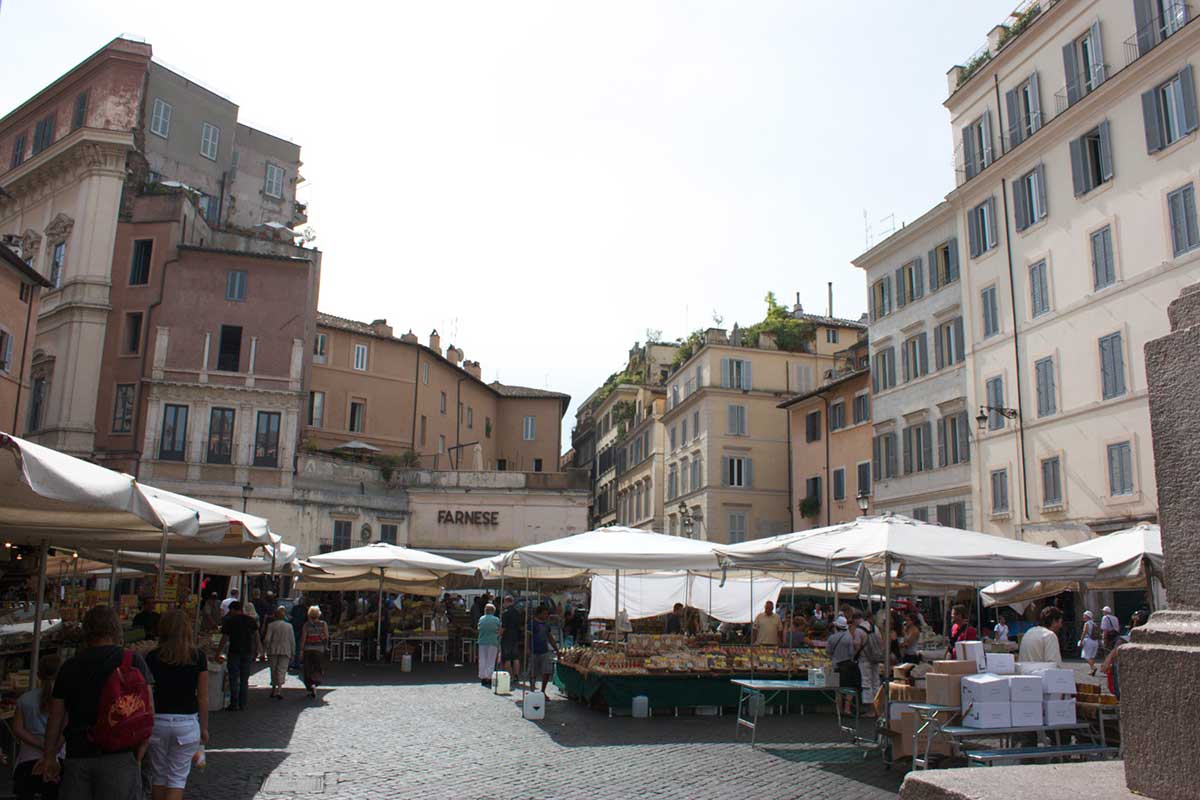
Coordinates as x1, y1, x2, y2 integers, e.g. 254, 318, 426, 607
557, 635, 830, 677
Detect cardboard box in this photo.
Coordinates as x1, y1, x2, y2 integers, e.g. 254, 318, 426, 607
1044, 699, 1077, 725
985, 653, 1015, 674
1007, 675, 1044, 703
1010, 701, 1044, 727
925, 673, 965, 708
1038, 668, 1077, 695
961, 673, 1010, 706
930, 659, 978, 676
889, 702, 914, 721
889, 711, 956, 759
962, 702, 1012, 729
1016, 661, 1056, 675
955, 641, 987, 671
889, 682, 926, 703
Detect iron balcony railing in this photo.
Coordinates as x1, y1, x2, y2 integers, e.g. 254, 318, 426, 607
1123, 1, 1192, 66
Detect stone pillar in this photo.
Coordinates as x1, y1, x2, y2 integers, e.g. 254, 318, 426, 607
1122, 283, 1200, 799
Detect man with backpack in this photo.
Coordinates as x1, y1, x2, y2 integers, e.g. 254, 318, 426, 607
36, 605, 154, 798
852, 609, 885, 715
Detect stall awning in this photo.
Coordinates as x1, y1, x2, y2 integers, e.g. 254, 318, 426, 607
498, 527, 721, 573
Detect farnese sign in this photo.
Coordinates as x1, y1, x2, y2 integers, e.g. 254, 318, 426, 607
437, 509, 500, 526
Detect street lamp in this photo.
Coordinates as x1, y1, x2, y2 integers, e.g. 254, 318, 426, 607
976, 405, 1019, 432
241, 482, 254, 512
678, 501, 693, 538
856, 491, 870, 514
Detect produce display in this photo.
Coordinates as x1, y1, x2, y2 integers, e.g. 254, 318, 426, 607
559, 635, 831, 677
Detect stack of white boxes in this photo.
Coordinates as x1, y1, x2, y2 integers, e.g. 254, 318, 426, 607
1018, 662, 1077, 725
956, 645, 1076, 729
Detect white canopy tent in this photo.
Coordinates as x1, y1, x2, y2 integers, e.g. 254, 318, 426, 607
981, 522, 1165, 609
590, 573, 787, 623
80, 548, 299, 578
497, 527, 721, 572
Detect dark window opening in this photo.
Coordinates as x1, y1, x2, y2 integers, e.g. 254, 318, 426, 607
129, 239, 153, 285
217, 325, 242, 372
159, 404, 188, 461
123, 312, 143, 355
207, 408, 235, 463
254, 411, 281, 467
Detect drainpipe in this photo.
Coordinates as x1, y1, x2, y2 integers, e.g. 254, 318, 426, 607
410, 350, 421, 456
821, 394, 832, 527
12, 284, 36, 433
785, 364, 794, 532
453, 375, 466, 470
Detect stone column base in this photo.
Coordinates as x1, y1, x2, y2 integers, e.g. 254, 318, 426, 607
1119, 609, 1200, 799
900, 761, 1135, 799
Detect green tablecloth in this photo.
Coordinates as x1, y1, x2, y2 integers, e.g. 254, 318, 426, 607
554, 663, 827, 711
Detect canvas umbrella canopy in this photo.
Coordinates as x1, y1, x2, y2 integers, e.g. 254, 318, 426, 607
307, 543, 479, 659
80, 548, 299, 577
498, 527, 721, 572
981, 522, 1164, 608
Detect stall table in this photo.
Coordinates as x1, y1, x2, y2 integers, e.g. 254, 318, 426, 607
389, 632, 448, 663
731, 678, 853, 748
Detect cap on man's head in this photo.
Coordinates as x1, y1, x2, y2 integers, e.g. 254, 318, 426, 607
1103, 606, 1113, 614
1083, 610, 1094, 619
834, 615, 848, 629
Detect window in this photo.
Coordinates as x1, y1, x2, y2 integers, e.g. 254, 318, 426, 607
333, 520, 352, 551
830, 401, 846, 431
381, 523, 398, 545
981, 286, 1000, 338
896, 259, 924, 307
934, 317, 966, 369
0, 330, 10, 373
437, 435, 446, 455
691, 456, 701, 489
112, 384, 135, 433
439, 391, 447, 414
872, 347, 897, 392
902, 332, 928, 382
853, 393, 869, 424
937, 412, 971, 466
1034, 357, 1058, 417
832, 467, 846, 501
1042, 456, 1063, 507
857, 461, 871, 497
159, 404, 188, 461
523, 415, 536, 441
723, 456, 750, 488
217, 325, 242, 371
349, 400, 366, 433
728, 512, 747, 544
197, 193, 219, 225
19, 283, 32, 304
667, 463, 678, 499
680, 458, 690, 494
1099, 331, 1127, 400
805, 410, 821, 442
805, 476, 822, 505
10, 132, 25, 169
871, 276, 893, 319
1029, 261, 1051, 317
936, 502, 967, 529
308, 391, 325, 428
1168, 184, 1200, 257
727, 404, 748, 436
129, 239, 152, 285
990, 468, 1010, 514
32, 115, 55, 155
681, 418, 688, 443
1005, 73, 1043, 148
265, 162, 285, 198
968, 198, 998, 257
344, 343, 366, 372
1142, 66, 1197, 152
693, 410, 700, 441
912, 507, 930, 522
207, 407, 235, 464
225, 270, 247, 301
903, 422, 933, 474
122, 312, 143, 355
253, 412, 281, 467
1014, 165, 1047, 231
467, 407, 474, 429
48, 242, 65, 288
200, 122, 219, 160
150, 98, 172, 138
421, 362, 430, 384
1085, 226, 1117, 291
962, 111, 994, 179
1108, 441, 1135, 496
872, 432, 899, 480
927, 239, 960, 292
27, 377, 46, 432
485, 416, 492, 439
721, 358, 752, 390
1064, 22, 1106, 106
1070, 123, 1113, 196
418, 415, 427, 447
313, 333, 327, 363
986, 376, 1005, 430
826, 328, 839, 344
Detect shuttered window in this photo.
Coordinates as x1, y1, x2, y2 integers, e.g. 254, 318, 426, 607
873, 347, 897, 392
967, 198, 998, 257
150, 98, 172, 138
1090, 226, 1116, 289
1070, 122, 1113, 196
986, 377, 1005, 430
1013, 165, 1047, 231
805, 410, 821, 442
1062, 21, 1106, 107
937, 412, 971, 467
1042, 456, 1063, 506
1005, 72, 1043, 149
1107, 441, 1134, 496
1035, 357, 1057, 417
1133, 0, 1191, 57
832, 468, 846, 501
727, 404, 747, 436
853, 393, 869, 424
1142, 65, 1198, 153
961, 110, 993, 179
1099, 332, 1126, 400
990, 469, 1010, 514
1168, 184, 1200, 257
981, 286, 1000, 338
1029, 260, 1050, 316
857, 462, 871, 498
830, 401, 846, 431
722, 456, 751, 488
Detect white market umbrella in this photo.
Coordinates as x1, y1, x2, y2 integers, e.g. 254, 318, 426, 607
981, 522, 1164, 608
81, 549, 298, 577
498, 527, 721, 572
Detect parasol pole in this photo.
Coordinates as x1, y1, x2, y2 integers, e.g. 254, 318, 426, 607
109, 551, 121, 605
524, 569, 531, 694
749, 569, 755, 681
31, 541, 48, 681
376, 568, 385, 662
883, 554, 893, 732
196, 569, 206, 635
613, 569, 620, 638
157, 525, 169, 599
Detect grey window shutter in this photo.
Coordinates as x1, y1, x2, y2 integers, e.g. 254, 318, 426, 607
895, 267, 906, 306
1063, 41, 1080, 106
1036, 361, 1047, 415
968, 208, 981, 257
743, 360, 752, 391
1186, 186, 1200, 249
720, 358, 730, 388
1170, 190, 1188, 255
745, 458, 754, 488
937, 417, 947, 467
901, 344, 910, 383
1091, 229, 1105, 287
1134, 0, 1155, 56
958, 413, 971, 462
986, 197, 998, 248
1100, 336, 1114, 397
1029, 72, 1042, 132
1112, 335, 1126, 395
1013, 176, 1029, 231
873, 436, 882, 481
1108, 446, 1120, 493
727, 404, 736, 434
884, 275, 893, 313
1098, 120, 1114, 182
902, 427, 913, 474
872, 359, 879, 393
1067, 135, 1087, 194
953, 317, 965, 362
721, 456, 730, 487
928, 248, 940, 292
1142, 88, 1165, 153
1005, 88, 1022, 149
913, 256, 924, 298
963, 126, 977, 179
918, 332, 929, 376
1179, 65, 1198, 135
1090, 21, 1106, 85
982, 110, 994, 166
947, 239, 959, 281
1046, 360, 1057, 414
1035, 164, 1047, 220
935, 324, 945, 370
921, 422, 933, 470
887, 433, 898, 477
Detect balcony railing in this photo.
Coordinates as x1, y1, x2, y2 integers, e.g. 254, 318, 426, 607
1053, 64, 1110, 117
1123, 2, 1192, 67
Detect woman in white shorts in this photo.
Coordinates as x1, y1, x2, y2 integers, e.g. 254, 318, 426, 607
145, 609, 210, 799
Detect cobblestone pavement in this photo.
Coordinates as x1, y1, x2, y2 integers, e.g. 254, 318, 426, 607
181, 662, 904, 800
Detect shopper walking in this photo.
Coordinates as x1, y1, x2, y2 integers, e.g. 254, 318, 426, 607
13, 654, 62, 800
476, 603, 501, 687
264, 607, 295, 699
220, 588, 240, 617
37, 605, 153, 799
853, 610, 884, 713
528, 605, 559, 696
300, 606, 329, 699
1079, 610, 1101, 674
289, 596, 308, 671
499, 596, 523, 686
217, 601, 258, 711
145, 610, 209, 800
826, 616, 858, 716
945, 604, 978, 659
1018, 606, 1064, 664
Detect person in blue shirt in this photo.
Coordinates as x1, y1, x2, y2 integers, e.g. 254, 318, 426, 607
476, 603, 501, 687
529, 605, 559, 695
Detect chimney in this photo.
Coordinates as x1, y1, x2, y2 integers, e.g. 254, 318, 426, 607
827, 282, 833, 319
428, 329, 441, 355
704, 327, 728, 346
400, 329, 418, 344
446, 345, 463, 366
465, 360, 482, 379
370, 318, 393, 338
794, 291, 801, 313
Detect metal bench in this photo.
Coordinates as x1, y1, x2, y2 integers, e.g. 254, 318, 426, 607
965, 744, 1119, 766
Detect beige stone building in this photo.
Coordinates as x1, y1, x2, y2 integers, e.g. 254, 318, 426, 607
590, 383, 640, 526
0, 242, 51, 434
615, 386, 668, 531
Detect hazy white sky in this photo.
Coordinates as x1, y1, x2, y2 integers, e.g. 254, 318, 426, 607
1, 0, 1015, 451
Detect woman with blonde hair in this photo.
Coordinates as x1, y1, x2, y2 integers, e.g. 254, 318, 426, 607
145, 609, 209, 800
300, 605, 329, 698
264, 606, 295, 699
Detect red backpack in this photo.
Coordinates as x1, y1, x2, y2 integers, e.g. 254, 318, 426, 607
89, 651, 154, 752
